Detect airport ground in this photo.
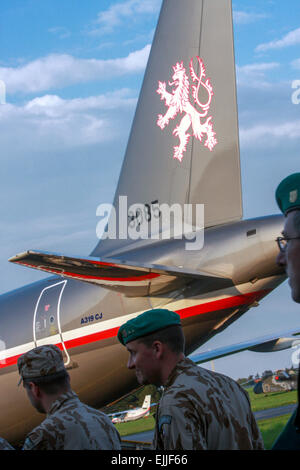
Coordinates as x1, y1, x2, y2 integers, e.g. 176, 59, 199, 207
115, 389, 298, 450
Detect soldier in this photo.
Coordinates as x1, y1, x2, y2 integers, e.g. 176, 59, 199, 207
272, 173, 300, 449
118, 308, 264, 450
17, 344, 121, 450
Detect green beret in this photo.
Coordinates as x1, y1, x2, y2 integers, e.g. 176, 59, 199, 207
117, 309, 181, 346
276, 173, 300, 215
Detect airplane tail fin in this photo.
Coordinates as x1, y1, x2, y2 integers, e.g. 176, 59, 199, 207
92, 0, 241, 257
142, 395, 151, 409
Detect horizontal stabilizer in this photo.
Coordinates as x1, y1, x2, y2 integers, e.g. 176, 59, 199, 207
189, 327, 300, 364
9, 250, 225, 297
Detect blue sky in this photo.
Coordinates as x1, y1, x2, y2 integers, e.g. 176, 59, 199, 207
1, 0, 300, 379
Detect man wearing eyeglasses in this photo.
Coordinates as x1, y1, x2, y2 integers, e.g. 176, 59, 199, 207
272, 172, 300, 449
276, 174, 300, 303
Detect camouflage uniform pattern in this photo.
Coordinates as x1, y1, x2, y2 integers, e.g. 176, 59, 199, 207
22, 390, 121, 450
0, 437, 14, 450
153, 357, 264, 450
17, 345, 121, 450
17, 344, 66, 384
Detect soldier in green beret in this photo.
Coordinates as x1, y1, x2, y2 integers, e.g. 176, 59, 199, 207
272, 173, 300, 449
16, 344, 121, 450
118, 308, 264, 450
276, 173, 300, 303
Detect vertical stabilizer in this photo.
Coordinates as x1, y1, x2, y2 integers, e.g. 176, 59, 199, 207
142, 395, 151, 409
93, 0, 241, 257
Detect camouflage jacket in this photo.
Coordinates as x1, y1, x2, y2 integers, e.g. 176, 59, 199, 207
153, 357, 264, 450
22, 391, 121, 450
0, 437, 14, 450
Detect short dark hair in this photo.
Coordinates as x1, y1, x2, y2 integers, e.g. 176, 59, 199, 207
137, 325, 185, 354
23, 370, 70, 395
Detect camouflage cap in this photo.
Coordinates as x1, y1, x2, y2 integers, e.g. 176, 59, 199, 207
117, 308, 181, 346
17, 344, 66, 386
276, 173, 300, 215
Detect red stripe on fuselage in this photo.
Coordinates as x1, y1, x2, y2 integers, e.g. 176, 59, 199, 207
177, 290, 267, 319
16, 261, 161, 282
0, 289, 270, 370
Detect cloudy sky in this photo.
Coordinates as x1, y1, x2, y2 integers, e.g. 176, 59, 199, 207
1, 0, 300, 379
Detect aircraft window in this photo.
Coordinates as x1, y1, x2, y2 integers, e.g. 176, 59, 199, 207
247, 229, 256, 237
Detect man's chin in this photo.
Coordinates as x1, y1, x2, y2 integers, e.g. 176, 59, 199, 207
137, 377, 149, 386
292, 290, 300, 303
290, 282, 300, 303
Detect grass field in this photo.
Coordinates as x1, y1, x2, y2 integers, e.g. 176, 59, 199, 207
115, 414, 156, 437
246, 388, 297, 412
248, 389, 297, 449
258, 414, 291, 450
115, 388, 297, 449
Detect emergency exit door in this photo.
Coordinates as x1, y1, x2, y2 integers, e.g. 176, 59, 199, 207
33, 280, 70, 365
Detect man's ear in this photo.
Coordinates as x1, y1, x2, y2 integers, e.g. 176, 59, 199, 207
29, 381, 42, 399
152, 340, 164, 359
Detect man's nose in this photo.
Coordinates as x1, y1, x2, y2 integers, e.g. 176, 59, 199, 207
276, 250, 286, 268
127, 356, 135, 369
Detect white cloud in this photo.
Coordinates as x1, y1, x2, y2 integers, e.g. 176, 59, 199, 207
256, 27, 300, 52
25, 89, 137, 114
240, 121, 300, 146
0, 90, 137, 150
237, 62, 280, 76
233, 10, 267, 25
91, 0, 161, 34
0, 45, 151, 94
236, 62, 280, 87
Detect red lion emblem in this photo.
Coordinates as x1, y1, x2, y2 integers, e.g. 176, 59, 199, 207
156, 57, 217, 162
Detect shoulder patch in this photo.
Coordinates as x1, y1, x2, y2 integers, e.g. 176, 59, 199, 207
23, 436, 36, 450
22, 430, 45, 450
158, 415, 172, 432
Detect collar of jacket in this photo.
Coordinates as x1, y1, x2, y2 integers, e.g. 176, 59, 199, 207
164, 356, 194, 389
47, 390, 78, 416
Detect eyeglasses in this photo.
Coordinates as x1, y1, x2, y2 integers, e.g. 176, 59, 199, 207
276, 236, 300, 252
